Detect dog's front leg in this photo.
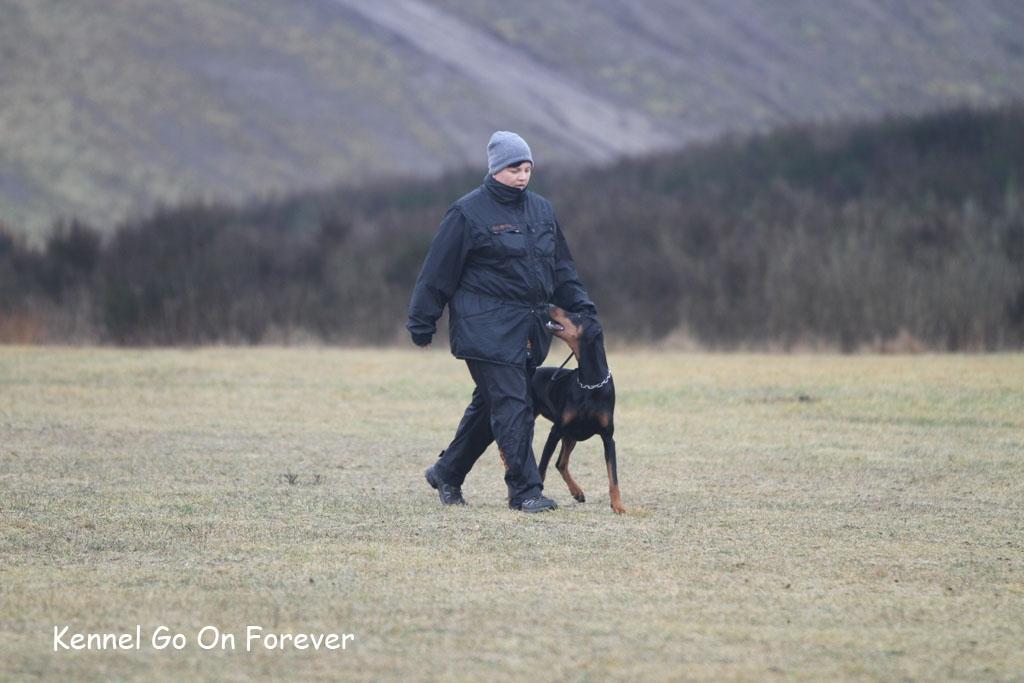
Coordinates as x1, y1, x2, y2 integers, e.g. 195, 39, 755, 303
555, 438, 585, 502
601, 432, 626, 514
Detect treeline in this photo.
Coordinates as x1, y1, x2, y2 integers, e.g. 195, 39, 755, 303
2, 104, 1023, 350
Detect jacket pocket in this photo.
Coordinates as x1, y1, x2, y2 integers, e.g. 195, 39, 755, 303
489, 224, 527, 257
533, 221, 556, 257
452, 305, 526, 365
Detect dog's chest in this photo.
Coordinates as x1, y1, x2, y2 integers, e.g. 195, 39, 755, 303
560, 412, 608, 441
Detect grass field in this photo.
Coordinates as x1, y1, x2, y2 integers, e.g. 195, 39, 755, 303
1, 347, 1022, 681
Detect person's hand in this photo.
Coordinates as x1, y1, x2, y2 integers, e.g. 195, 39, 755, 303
411, 331, 433, 348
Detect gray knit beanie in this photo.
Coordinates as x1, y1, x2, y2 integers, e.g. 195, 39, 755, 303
487, 131, 533, 175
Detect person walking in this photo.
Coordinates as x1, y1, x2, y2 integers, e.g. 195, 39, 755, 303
407, 131, 596, 512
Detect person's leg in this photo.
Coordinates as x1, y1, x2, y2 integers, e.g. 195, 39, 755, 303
433, 380, 494, 487
467, 360, 544, 506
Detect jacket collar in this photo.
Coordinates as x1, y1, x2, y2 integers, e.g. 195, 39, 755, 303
484, 174, 527, 206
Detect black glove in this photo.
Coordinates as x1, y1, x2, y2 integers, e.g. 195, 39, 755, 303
411, 332, 433, 347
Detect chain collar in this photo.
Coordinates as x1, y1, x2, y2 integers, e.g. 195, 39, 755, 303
577, 370, 612, 390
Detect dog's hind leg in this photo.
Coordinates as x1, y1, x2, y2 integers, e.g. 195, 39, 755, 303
555, 438, 585, 503
601, 433, 626, 514
538, 426, 561, 482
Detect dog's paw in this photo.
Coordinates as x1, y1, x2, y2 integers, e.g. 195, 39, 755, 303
573, 492, 586, 503
611, 501, 627, 514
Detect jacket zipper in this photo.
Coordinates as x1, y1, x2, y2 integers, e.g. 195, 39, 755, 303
521, 208, 545, 309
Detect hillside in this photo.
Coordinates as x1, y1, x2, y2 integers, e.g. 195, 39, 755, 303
2, 0, 1024, 235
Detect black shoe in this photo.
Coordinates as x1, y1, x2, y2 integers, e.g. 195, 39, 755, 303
511, 496, 558, 513
425, 465, 466, 506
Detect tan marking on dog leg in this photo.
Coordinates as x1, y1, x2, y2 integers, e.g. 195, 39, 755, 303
498, 448, 509, 471
597, 412, 611, 429
607, 461, 626, 514
555, 440, 584, 502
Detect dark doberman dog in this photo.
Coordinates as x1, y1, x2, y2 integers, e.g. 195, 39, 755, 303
531, 306, 626, 513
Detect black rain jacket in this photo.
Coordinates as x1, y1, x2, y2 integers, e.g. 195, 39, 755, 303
407, 174, 595, 367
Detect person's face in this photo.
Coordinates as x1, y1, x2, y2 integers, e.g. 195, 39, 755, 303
492, 161, 533, 189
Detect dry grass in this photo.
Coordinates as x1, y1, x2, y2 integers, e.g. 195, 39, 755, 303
1, 347, 1022, 681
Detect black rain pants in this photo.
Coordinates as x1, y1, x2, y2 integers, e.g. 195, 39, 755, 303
432, 356, 545, 507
